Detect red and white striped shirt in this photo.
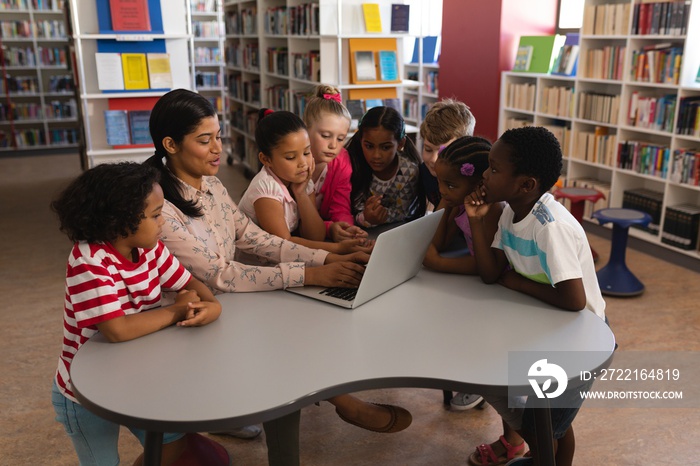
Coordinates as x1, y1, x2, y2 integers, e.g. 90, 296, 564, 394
55, 240, 191, 403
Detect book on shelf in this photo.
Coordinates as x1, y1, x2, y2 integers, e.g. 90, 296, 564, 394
95, 53, 125, 91
390, 4, 409, 33
346, 99, 365, 121
622, 188, 664, 234
365, 98, 383, 110
146, 53, 172, 89
411, 36, 440, 64
513, 45, 533, 72
661, 204, 700, 251
121, 53, 150, 90
551, 33, 579, 76
109, 0, 151, 31
383, 98, 401, 113
378, 50, 399, 81
362, 3, 382, 33
128, 110, 152, 145
354, 51, 377, 82
516, 35, 565, 74
104, 109, 130, 145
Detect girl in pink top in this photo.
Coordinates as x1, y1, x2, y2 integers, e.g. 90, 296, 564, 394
239, 109, 371, 255
302, 84, 368, 242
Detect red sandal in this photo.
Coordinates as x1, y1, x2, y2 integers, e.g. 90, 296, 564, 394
468, 435, 525, 466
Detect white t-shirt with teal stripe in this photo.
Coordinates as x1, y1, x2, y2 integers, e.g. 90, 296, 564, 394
492, 192, 606, 320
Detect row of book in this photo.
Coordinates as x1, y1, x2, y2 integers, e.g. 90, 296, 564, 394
190, 0, 216, 14
228, 75, 260, 105
582, 45, 625, 80
226, 7, 256, 36
539, 86, 574, 118
0, 0, 64, 9
669, 148, 700, 186
622, 188, 663, 234
676, 97, 700, 137
577, 91, 620, 125
0, 19, 65, 38
424, 70, 438, 94
573, 127, 616, 166
95, 53, 173, 91
194, 47, 222, 65
266, 47, 289, 76
192, 20, 223, 38
627, 92, 676, 133
629, 45, 682, 85
504, 82, 535, 112
543, 123, 572, 156
263, 4, 320, 36
3, 46, 67, 67
661, 204, 700, 250
0, 74, 72, 94
195, 71, 222, 88
617, 140, 670, 179
631, 0, 691, 36
231, 108, 259, 136
291, 51, 320, 82
0, 99, 76, 121
582, 2, 631, 36
226, 43, 260, 71
104, 109, 151, 146
403, 98, 430, 122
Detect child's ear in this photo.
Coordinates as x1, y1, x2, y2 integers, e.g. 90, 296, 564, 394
519, 176, 538, 194
398, 136, 406, 151
258, 152, 271, 167
162, 137, 178, 155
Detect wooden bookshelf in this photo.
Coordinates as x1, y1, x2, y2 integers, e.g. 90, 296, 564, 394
498, 0, 700, 260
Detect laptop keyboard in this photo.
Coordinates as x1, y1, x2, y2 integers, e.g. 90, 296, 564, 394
320, 287, 358, 301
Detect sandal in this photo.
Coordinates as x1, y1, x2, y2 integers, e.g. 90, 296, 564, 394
468, 435, 525, 466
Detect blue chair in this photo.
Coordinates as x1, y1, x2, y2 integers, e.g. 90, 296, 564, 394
592, 208, 652, 297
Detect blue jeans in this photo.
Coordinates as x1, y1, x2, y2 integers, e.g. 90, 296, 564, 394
51, 381, 184, 466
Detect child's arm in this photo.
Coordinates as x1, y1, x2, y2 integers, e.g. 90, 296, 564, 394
96, 277, 221, 343
255, 198, 372, 254
465, 191, 509, 283
499, 272, 587, 311
289, 174, 326, 242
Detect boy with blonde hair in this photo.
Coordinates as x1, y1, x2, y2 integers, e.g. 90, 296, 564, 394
419, 98, 476, 207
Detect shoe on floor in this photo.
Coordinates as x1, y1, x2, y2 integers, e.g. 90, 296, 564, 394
336, 403, 412, 433
450, 392, 484, 411
209, 425, 262, 439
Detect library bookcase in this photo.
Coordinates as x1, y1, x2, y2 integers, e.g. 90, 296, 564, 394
499, 0, 700, 259
0, 0, 79, 153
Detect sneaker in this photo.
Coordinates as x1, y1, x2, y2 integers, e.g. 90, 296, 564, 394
450, 392, 484, 411
209, 424, 262, 439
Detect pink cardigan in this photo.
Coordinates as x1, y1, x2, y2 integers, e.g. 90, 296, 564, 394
318, 148, 354, 236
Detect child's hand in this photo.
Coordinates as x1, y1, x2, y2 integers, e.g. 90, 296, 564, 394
363, 195, 388, 225
333, 238, 375, 254
290, 157, 315, 198
309, 261, 366, 288
177, 300, 222, 327
174, 289, 200, 308
329, 221, 369, 242
464, 185, 491, 219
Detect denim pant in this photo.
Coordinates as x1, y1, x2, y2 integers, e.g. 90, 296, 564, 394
51, 381, 184, 466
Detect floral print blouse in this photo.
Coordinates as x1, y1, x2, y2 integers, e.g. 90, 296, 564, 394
160, 176, 328, 293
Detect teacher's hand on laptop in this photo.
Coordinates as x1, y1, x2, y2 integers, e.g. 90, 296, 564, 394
306, 251, 370, 288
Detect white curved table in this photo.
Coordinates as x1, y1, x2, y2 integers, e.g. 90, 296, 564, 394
71, 269, 615, 465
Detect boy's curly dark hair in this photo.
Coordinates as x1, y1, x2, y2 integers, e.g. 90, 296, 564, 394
51, 163, 160, 243
498, 126, 562, 194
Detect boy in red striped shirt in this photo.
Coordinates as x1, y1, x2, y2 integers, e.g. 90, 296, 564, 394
50, 162, 225, 465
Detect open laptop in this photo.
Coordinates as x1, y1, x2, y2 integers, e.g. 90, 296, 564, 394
286, 210, 444, 309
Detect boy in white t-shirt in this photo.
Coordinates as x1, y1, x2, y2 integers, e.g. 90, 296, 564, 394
465, 126, 606, 466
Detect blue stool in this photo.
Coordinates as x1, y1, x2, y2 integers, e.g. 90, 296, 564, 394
592, 208, 652, 297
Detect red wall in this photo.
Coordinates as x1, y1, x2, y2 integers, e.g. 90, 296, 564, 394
440, 0, 558, 141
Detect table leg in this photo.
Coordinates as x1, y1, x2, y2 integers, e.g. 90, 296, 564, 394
532, 400, 555, 466
143, 431, 164, 466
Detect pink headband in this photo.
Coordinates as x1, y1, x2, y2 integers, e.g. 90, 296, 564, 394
323, 93, 342, 103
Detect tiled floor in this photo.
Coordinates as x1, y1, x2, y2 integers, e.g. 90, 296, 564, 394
1, 153, 698, 465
